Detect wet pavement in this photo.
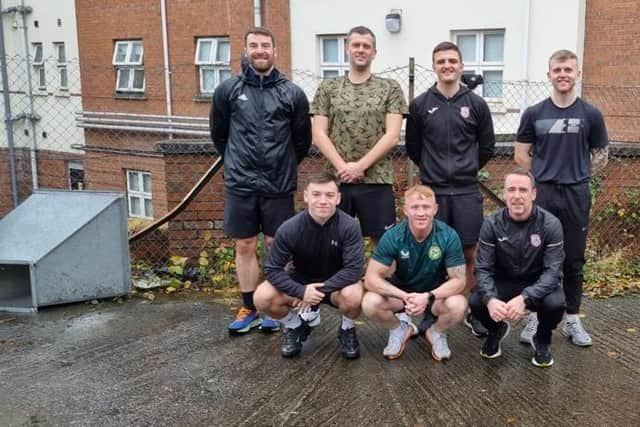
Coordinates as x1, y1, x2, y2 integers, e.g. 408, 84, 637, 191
1, 293, 639, 426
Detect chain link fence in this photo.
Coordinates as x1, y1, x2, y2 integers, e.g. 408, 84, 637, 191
1, 56, 639, 292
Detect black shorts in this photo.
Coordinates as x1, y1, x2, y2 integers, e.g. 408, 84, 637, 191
435, 192, 483, 245
338, 183, 395, 238
223, 192, 294, 239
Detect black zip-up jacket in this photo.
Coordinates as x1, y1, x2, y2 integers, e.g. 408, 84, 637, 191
209, 67, 311, 196
264, 209, 364, 300
405, 84, 495, 194
475, 206, 564, 305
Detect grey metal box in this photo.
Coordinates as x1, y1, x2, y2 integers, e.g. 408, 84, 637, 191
0, 190, 130, 312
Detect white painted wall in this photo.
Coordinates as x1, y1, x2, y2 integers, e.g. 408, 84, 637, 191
289, 0, 586, 134
0, 0, 83, 153
290, 0, 585, 81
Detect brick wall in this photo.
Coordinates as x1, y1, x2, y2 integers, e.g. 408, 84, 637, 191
583, 0, 640, 142
0, 148, 83, 217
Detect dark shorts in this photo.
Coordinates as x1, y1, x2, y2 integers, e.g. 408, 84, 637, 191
223, 192, 294, 239
338, 183, 395, 238
435, 192, 483, 245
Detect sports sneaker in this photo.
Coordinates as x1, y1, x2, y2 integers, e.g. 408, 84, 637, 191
480, 321, 511, 359
337, 327, 360, 359
228, 306, 261, 336
383, 320, 417, 360
530, 334, 554, 367
299, 307, 321, 327
519, 313, 539, 344
561, 317, 593, 347
281, 322, 311, 358
464, 311, 489, 337
426, 327, 451, 361
259, 314, 281, 333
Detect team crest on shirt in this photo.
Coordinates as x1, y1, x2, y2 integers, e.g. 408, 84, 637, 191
460, 106, 470, 118
428, 245, 442, 260
530, 234, 541, 247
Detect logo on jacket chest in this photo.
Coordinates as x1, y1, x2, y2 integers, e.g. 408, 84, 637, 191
428, 245, 442, 260
460, 106, 470, 119
529, 234, 541, 247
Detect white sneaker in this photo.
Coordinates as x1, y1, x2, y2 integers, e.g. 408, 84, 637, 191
383, 320, 417, 360
426, 327, 451, 361
519, 313, 539, 344
562, 317, 592, 347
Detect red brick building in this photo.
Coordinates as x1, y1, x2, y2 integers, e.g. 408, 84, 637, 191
583, 0, 640, 143
75, 0, 292, 221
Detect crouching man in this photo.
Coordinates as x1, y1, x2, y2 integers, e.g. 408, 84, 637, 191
362, 185, 467, 361
471, 169, 566, 367
254, 173, 364, 359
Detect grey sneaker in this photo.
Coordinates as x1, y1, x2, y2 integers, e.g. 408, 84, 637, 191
562, 318, 593, 347
519, 313, 539, 344
426, 327, 451, 361
383, 320, 417, 360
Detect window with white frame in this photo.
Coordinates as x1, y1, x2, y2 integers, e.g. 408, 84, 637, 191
319, 35, 349, 79
53, 42, 68, 90
126, 170, 153, 218
454, 30, 505, 98
68, 161, 84, 190
195, 37, 231, 93
112, 40, 144, 92
32, 42, 46, 90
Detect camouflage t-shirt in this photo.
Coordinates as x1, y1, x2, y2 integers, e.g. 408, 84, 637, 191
311, 75, 407, 184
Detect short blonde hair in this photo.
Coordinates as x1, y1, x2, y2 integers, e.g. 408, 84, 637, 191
404, 184, 435, 201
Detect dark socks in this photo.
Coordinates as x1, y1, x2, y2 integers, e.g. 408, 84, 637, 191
242, 291, 256, 311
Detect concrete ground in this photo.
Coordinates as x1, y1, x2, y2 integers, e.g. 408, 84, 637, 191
1, 293, 639, 426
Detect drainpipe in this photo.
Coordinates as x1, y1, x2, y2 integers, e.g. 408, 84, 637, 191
520, 0, 531, 114
15, 0, 38, 189
160, 0, 173, 139
253, 0, 261, 26
0, 0, 19, 207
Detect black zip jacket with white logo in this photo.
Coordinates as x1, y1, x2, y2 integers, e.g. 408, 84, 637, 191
210, 67, 311, 196
264, 209, 364, 300
475, 206, 564, 305
405, 84, 495, 194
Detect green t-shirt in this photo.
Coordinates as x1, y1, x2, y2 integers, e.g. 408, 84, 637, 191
311, 75, 408, 184
372, 219, 465, 292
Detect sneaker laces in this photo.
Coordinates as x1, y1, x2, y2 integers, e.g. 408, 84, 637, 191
431, 330, 450, 356
343, 327, 357, 346
524, 316, 538, 334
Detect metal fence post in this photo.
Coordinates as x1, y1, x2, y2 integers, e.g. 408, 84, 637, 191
407, 57, 415, 187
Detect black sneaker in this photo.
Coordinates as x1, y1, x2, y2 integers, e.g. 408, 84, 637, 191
337, 327, 360, 359
281, 322, 311, 358
464, 311, 489, 337
480, 321, 510, 359
531, 335, 554, 368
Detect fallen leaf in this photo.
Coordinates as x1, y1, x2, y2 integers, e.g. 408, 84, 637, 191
506, 416, 517, 424
607, 351, 620, 359
166, 286, 177, 294
626, 328, 637, 334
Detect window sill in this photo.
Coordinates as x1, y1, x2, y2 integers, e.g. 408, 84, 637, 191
54, 90, 71, 98
193, 93, 213, 103
114, 91, 147, 101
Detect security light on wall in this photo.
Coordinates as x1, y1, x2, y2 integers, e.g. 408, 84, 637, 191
385, 10, 402, 33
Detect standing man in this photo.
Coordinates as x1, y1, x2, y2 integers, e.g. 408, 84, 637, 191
471, 169, 565, 368
362, 185, 467, 362
405, 41, 496, 337
210, 27, 312, 336
515, 49, 608, 346
254, 173, 364, 359
311, 26, 407, 243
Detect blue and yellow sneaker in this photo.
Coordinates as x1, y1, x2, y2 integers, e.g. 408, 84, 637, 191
228, 306, 261, 336
259, 314, 281, 333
